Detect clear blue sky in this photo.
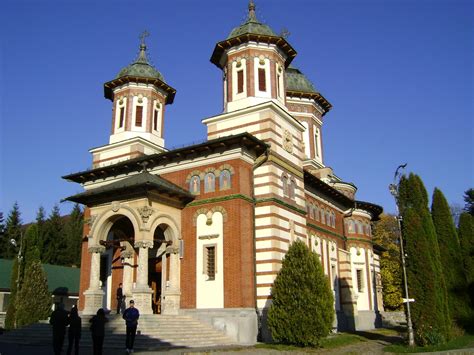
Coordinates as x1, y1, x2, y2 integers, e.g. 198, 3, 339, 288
1, 0, 472, 223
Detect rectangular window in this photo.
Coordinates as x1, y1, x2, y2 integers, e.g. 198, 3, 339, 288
314, 131, 320, 157
153, 109, 159, 131
356, 269, 364, 292
135, 106, 143, 127
119, 107, 125, 128
206, 246, 216, 281
237, 70, 244, 94
258, 68, 266, 91
277, 74, 281, 97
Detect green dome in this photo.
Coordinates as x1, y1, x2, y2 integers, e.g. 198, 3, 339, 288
227, 1, 277, 39
116, 44, 165, 82
285, 65, 317, 93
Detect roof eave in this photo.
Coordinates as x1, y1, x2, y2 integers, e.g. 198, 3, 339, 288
286, 90, 333, 114
103, 76, 176, 104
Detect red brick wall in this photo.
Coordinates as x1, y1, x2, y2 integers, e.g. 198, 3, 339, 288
78, 208, 91, 311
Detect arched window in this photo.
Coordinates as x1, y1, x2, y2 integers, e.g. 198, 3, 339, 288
204, 173, 215, 193
219, 170, 231, 190
310, 204, 315, 219
321, 210, 326, 224
331, 212, 336, 228
326, 210, 331, 226
282, 174, 289, 196
348, 220, 355, 233
314, 205, 319, 221
289, 178, 296, 199
356, 221, 363, 234
189, 175, 200, 194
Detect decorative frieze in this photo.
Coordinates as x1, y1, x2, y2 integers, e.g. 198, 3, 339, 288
198, 234, 219, 240
135, 240, 154, 249
88, 245, 106, 254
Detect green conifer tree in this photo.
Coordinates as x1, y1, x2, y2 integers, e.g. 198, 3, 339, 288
372, 214, 403, 310
2, 202, 22, 259
458, 213, 474, 314
36, 206, 47, 259
267, 240, 334, 346
431, 188, 469, 322
64, 204, 83, 266
15, 259, 52, 328
4, 258, 19, 329
43, 205, 65, 265
398, 173, 450, 345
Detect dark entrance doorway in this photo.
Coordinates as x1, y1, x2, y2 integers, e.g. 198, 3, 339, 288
148, 224, 168, 314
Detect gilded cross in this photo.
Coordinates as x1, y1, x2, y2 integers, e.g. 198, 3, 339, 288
139, 30, 150, 46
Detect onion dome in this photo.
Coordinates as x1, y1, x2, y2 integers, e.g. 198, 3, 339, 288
227, 1, 276, 38
211, 1, 296, 68
285, 65, 332, 114
104, 32, 176, 104
116, 42, 165, 82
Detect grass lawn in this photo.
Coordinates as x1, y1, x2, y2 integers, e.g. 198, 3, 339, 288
254, 333, 366, 352
384, 334, 474, 353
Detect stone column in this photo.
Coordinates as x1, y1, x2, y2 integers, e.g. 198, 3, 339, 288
162, 245, 181, 315
121, 249, 134, 299
83, 245, 105, 315
132, 240, 153, 315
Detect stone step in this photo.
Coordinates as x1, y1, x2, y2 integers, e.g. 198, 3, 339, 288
0, 314, 235, 349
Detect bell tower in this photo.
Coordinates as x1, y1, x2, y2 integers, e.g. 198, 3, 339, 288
91, 32, 176, 169
210, 0, 296, 113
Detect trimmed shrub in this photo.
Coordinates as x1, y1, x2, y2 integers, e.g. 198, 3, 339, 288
267, 240, 334, 347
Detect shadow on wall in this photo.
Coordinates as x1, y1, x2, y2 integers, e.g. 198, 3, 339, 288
337, 278, 355, 332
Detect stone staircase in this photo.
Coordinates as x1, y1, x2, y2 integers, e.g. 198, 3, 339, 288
0, 314, 235, 350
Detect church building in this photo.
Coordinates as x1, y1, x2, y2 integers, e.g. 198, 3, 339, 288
64, 1, 384, 344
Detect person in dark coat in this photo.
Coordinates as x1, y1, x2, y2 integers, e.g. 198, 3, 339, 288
66, 305, 81, 355
116, 283, 124, 314
123, 300, 139, 353
50, 303, 69, 355
89, 308, 108, 355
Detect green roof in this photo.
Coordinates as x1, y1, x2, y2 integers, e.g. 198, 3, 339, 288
0, 259, 80, 295
116, 43, 165, 82
227, 1, 276, 39
285, 65, 317, 93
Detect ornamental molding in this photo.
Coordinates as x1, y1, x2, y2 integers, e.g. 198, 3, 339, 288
135, 240, 154, 249
166, 245, 180, 254
88, 245, 106, 254
87, 215, 98, 228
198, 234, 219, 240
111, 201, 121, 212
192, 206, 228, 226
185, 170, 203, 183
121, 250, 134, 259
283, 129, 293, 153
137, 206, 154, 224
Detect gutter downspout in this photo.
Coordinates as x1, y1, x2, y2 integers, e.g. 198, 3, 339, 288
252, 147, 269, 342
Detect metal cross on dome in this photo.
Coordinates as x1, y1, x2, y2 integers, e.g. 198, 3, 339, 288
139, 30, 150, 46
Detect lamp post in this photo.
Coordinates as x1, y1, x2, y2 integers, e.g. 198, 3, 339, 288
389, 164, 415, 347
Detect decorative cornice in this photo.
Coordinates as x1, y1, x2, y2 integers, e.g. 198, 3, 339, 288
135, 240, 154, 249
256, 197, 306, 215
306, 222, 345, 241
88, 245, 106, 254
187, 193, 254, 207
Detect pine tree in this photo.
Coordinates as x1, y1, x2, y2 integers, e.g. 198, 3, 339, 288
372, 214, 403, 311
0, 211, 4, 235
16, 260, 52, 327
4, 258, 19, 329
267, 240, 334, 346
464, 189, 474, 216
0, 211, 5, 257
36, 206, 47, 259
2, 202, 22, 259
64, 204, 83, 266
431, 188, 469, 323
43, 205, 65, 265
398, 173, 451, 345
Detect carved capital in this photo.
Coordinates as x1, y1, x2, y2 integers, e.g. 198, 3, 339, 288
134, 240, 154, 249
121, 250, 134, 259
137, 206, 154, 224
88, 245, 106, 254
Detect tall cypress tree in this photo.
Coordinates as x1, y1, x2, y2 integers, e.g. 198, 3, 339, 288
431, 188, 468, 323
458, 213, 474, 312
36, 206, 47, 259
43, 205, 65, 265
4, 258, 19, 329
398, 173, 450, 345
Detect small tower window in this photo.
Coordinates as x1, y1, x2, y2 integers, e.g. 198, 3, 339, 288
282, 174, 289, 196
314, 129, 320, 157
356, 269, 364, 292
153, 108, 159, 131
258, 68, 266, 91
219, 170, 231, 190
119, 107, 125, 128
237, 70, 244, 94
189, 175, 200, 194
277, 73, 281, 97
204, 172, 216, 193
135, 106, 143, 127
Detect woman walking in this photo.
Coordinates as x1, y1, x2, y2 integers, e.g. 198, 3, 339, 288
67, 306, 81, 355
89, 308, 108, 355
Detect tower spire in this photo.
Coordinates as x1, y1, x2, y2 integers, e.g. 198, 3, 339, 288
137, 30, 150, 64
247, 0, 257, 22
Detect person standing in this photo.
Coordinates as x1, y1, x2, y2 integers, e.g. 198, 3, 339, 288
123, 300, 139, 353
89, 308, 108, 355
66, 305, 81, 355
116, 283, 124, 314
50, 303, 69, 355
